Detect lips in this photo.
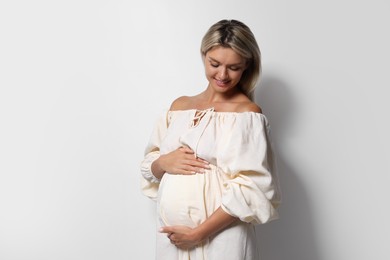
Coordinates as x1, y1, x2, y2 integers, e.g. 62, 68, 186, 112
215, 78, 230, 87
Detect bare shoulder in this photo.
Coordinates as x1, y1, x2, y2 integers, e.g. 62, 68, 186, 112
236, 101, 263, 113
169, 96, 193, 111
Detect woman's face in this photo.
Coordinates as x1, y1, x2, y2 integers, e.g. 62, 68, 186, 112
204, 46, 247, 94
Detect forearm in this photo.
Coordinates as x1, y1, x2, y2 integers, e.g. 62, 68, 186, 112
194, 207, 238, 241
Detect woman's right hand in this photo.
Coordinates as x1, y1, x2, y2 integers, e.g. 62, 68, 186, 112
151, 146, 210, 178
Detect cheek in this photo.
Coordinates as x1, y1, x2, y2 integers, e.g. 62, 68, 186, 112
205, 67, 217, 77
232, 71, 244, 80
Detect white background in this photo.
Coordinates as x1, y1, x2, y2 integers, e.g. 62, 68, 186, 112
1, 1, 389, 259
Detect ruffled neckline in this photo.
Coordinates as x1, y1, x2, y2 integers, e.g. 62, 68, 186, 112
168, 107, 265, 116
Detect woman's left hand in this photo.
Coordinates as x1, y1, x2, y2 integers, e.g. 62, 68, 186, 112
160, 225, 202, 250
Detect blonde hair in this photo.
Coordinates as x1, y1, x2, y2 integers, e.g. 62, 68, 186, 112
200, 20, 261, 100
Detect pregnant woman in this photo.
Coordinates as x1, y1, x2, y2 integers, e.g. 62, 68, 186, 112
141, 19, 281, 260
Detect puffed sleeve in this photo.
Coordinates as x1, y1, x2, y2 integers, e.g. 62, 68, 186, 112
217, 113, 281, 225
140, 112, 168, 201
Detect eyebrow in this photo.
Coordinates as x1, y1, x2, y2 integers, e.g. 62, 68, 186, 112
208, 57, 245, 66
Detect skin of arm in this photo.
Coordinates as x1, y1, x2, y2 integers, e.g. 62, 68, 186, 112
160, 207, 238, 250
151, 146, 211, 180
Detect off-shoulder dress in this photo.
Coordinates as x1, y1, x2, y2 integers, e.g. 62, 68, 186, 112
141, 108, 281, 260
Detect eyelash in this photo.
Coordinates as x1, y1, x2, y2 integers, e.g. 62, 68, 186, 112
210, 63, 240, 71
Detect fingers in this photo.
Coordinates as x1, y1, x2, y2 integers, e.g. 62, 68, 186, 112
176, 163, 210, 175
194, 158, 211, 169
178, 146, 195, 154
160, 226, 198, 249
171, 157, 211, 175
169, 235, 180, 247
184, 159, 211, 173
178, 146, 210, 165
162, 231, 176, 245
160, 228, 179, 245
163, 146, 212, 175
162, 231, 178, 246
159, 227, 174, 234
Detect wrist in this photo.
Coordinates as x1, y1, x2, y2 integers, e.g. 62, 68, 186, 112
191, 226, 207, 243
151, 156, 165, 179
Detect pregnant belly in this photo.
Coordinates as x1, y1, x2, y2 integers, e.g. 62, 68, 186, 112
158, 174, 206, 228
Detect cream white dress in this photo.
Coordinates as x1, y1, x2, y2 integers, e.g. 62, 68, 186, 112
141, 108, 281, 260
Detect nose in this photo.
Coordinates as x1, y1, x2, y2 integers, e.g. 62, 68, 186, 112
218, 67, 228, 80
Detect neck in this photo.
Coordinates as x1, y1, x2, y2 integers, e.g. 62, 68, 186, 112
201, 85, 240, 103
